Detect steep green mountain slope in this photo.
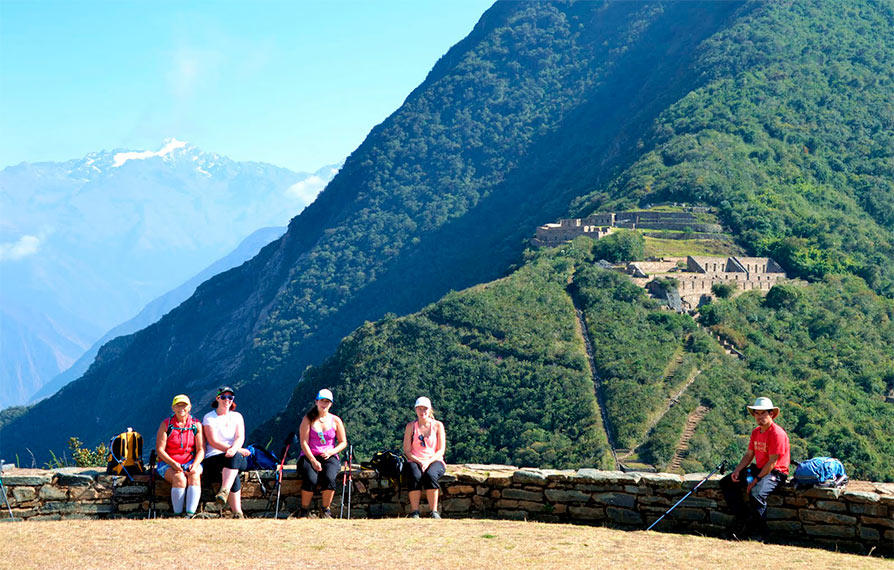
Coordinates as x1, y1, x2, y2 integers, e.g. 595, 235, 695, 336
572, 0, 894, 293
263, 245, 613, 469
263, 241, 894, 480
1, 0, 744, 462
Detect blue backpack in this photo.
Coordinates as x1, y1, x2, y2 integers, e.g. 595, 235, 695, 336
245, 444, 280, 470
792, 457, 847, 489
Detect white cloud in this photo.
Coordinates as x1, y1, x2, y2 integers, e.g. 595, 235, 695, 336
113, 139, 187, 168
286, 175, 327, 204
0, 235, 41, 261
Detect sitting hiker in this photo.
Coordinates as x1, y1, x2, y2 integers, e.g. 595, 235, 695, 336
720, 396, 790, 540
293, 388, 348, 519
155, 394, 204, 516
403, 396, 447, 519
202, 386, 250, 518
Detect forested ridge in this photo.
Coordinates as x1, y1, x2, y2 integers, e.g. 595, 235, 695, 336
572, 0, 894, 292
3, 1, 893, 480
264, 240, 894, 481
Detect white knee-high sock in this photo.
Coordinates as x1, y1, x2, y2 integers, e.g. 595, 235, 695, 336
186, 486, 201, 514
171, 487, 186, 514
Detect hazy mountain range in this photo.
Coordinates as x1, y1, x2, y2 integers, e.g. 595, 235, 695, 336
0, 140, 338, 407
26, 225, 287, 405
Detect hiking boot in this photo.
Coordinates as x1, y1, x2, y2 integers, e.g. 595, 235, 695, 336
430, 511, 442, 519
215, 488, 230, 505
409, 510, 421, 519
321, 508, 333, 519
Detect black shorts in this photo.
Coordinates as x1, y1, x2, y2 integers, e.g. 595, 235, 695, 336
202, 452, 248, 492
404, 461, 445, 491
297, 455, 341, 492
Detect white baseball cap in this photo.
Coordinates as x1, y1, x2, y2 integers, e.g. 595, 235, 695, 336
316, 388, 334, 402
414, 396, 432, 409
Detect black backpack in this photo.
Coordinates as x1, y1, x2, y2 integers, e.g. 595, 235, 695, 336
363, 451, 406, 487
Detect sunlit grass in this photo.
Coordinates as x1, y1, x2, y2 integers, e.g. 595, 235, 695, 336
0, 518, 887, 569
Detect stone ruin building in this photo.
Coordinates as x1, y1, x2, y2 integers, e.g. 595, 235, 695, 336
533, 214, 616, 247
532, 209, 723, 247
628, 256, 787, 311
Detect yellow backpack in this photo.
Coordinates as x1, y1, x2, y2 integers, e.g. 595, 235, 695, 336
106, 428, 145, 479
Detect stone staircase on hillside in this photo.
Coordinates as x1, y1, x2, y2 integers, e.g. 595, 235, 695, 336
571, 301, 620, 470
666, 405, 710, 473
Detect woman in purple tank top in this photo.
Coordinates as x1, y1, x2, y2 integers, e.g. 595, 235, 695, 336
293, 388, 347, 518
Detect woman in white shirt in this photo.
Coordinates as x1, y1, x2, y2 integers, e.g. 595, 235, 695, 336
202, 385, 250, 518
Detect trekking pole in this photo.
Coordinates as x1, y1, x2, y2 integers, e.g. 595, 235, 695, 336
0, 460, 15, 519
339, 454, 348, 519
253, 471, 268, 497
647, 460, 727, 531
147, 451, 157, 519
346, 445, 354, 520
269, 432, 297, 519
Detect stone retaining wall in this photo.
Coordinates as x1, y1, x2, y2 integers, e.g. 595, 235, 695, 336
2, 465, 891, 556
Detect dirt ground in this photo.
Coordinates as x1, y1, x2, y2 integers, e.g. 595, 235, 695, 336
0, 518, 889, 570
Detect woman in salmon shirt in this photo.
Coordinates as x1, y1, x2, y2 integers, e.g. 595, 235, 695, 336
294, 388, 348, 518
403, 396, 447, 519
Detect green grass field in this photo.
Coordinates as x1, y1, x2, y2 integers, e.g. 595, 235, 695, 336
643, 236, 742, 258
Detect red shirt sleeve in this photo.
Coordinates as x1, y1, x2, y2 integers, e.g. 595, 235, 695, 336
767, 425, 785, 456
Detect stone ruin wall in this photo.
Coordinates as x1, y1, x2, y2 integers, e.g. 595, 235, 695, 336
3, 466, 891, 557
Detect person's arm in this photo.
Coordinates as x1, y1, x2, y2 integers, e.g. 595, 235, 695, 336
756, 454, 779, 480
155, 421, 182, 473
299, 417, 322, 471
320, 416, 347, 459
191, 423, 205, 466
402, 422, 419, 463
203, 419, 228, 453
431, 421, 446, 463
730, 450, 754, 482
227, 413, 249, 457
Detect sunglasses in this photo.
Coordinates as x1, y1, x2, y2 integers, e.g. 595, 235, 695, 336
317, 430, 327, 445
418, 434, 427, 448
218, 394, 234, 401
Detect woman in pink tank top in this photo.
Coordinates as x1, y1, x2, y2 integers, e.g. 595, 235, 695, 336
294, 388, 347, 518
402, 396, 447, 519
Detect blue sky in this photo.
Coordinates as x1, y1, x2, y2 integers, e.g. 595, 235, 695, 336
0, 0, 494, 172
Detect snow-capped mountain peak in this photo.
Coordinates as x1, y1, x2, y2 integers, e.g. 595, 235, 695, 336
112, 138, 188, 168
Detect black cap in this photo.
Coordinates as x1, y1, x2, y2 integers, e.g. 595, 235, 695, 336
217, 385, 235, 396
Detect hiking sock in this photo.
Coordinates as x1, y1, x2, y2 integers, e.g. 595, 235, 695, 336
171, 487, 186, 514
186, 485, 201, 515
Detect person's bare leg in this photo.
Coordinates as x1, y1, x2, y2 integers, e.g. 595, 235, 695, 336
409, 490, 421, 512
426, 489, 439, 513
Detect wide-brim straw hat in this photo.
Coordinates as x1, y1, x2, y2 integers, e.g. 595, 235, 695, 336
747, 396, 780, 417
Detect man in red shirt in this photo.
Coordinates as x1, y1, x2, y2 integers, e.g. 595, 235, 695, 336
720, 396, 790, 541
